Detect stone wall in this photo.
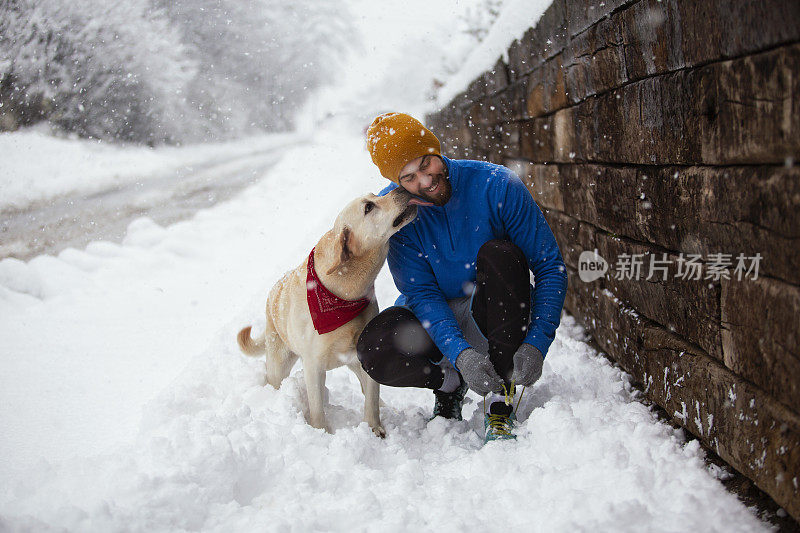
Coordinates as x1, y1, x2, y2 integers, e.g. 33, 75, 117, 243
426, 0, 800, 520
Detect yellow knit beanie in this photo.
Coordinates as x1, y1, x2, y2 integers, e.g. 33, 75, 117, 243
366, 112, 441, 183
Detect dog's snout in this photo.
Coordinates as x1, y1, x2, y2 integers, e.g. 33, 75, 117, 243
388, 187, 413, 204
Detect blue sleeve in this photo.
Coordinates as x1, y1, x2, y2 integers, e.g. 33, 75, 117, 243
387, 229, 471, 366
496, 171, 568, 358
377, 182, 398, 196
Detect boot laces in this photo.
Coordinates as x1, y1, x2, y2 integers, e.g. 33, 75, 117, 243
484, 381, 526, 436
486, 413, 514, 436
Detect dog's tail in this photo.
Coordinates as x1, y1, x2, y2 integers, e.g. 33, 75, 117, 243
237, 326, 266, 356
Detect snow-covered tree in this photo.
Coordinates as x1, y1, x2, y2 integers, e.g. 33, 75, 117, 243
461, 0, 504, 42
0, 0, 352, 144
153, 0, 352, 137
0, 0, 196, 143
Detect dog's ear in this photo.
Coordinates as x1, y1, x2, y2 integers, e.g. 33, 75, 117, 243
326, 226, 359, 275
338, 226, 355, 264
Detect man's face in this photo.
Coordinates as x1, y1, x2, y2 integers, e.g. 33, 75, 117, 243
397, 155, 452, 207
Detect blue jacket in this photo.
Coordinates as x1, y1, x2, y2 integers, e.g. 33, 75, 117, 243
378, 156, 568, 366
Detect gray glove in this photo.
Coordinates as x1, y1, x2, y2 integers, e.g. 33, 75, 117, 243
510, 343, 544, 386
455, 348, 504, 396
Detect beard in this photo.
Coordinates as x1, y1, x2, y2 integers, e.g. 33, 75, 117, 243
417, 174, 452, 206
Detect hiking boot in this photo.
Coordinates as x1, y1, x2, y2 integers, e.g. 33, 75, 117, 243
431, 374, 468, 420
484, 401, 516, 443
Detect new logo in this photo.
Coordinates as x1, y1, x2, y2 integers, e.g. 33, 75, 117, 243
578, 249, 608, 282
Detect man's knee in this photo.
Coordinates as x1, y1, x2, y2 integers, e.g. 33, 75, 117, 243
356, 306, 421, 381
357, 307, 397, 369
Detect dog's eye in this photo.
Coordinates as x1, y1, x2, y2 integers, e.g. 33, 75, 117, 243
364, 202, 376, 215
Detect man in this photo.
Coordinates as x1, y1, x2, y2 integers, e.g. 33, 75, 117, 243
356, 112, 568, 442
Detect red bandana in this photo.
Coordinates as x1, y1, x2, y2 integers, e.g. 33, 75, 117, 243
306, 247, 370, 334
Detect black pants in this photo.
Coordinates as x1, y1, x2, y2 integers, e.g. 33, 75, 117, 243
356, 239, 531, 390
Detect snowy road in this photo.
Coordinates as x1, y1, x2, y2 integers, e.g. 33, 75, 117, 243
0, 123, 769, 531
0, 137, 302, 261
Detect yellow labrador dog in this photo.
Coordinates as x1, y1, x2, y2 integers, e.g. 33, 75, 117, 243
237, 187, 427, 436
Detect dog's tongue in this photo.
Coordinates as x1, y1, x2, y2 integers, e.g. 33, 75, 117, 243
408, 197, 434, 207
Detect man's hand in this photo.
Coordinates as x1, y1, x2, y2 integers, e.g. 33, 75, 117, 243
455, 348, 504, 396
510, 343, 544, 387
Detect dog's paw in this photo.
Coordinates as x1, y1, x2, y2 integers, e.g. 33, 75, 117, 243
371, 425, 386, 439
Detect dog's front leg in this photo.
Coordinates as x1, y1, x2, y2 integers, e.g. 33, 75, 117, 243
303, 360, 330, 433
349, 362, 385, 438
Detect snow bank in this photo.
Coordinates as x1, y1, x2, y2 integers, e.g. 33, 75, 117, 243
0, 129, 299, 211
0, 123, 768, 531
436, 0, 553, 106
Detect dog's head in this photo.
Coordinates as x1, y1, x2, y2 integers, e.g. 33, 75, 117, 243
326, 188, 426, 275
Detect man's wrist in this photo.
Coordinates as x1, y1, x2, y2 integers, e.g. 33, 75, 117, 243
454, 347, 473, 372
518, 342, 543, 358
521, 333, 548, 360
448, 338, 473, 368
